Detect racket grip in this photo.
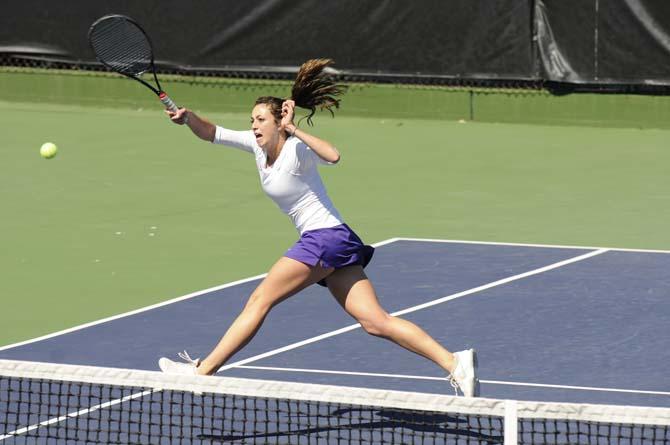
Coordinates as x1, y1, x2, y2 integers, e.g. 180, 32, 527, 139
159, 92, 178, 112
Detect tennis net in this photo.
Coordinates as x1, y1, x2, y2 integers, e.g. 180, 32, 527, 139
1, 359, 668, 444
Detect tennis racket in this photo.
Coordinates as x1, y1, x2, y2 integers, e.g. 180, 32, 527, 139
88, 14, 178, 111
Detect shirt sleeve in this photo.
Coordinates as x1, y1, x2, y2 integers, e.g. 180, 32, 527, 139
296, 140, 336, 168
212, 126, 257, 154
309, 146, 337, 166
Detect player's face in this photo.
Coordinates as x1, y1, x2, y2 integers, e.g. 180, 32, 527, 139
251, 104, 280, 149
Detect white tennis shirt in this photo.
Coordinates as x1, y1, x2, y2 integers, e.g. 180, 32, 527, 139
213, 127, 343, 234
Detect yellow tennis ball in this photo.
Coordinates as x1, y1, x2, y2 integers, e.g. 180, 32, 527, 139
40, 142, 58, 159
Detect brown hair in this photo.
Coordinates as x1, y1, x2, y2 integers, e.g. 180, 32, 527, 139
255, 58, 346, 127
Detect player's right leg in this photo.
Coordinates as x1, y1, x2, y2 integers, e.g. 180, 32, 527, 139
159, 256, 332, 375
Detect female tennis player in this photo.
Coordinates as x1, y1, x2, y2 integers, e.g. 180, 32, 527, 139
158, 59, 478, 397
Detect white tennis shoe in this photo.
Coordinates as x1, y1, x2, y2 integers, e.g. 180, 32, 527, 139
448, 349, 479, 397
158, 351, 201, 376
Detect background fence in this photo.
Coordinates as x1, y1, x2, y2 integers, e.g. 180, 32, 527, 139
1, 0, 669, 93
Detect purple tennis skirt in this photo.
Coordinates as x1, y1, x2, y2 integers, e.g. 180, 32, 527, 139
284, 224, 375, 287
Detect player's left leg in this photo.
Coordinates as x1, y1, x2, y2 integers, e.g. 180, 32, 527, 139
325, 265, 478, 396
326, 265, 455, 371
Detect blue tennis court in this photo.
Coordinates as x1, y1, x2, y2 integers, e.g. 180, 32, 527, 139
2, 238, 668, 411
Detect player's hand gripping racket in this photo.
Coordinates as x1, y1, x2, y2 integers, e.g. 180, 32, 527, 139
88, 14, 178, 111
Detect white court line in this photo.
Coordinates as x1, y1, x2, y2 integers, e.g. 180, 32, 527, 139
240, 364, 447, 381
368, 237, 401, 248
394, 237, 670, 254
0, 389, 158, 441
237, 365, 670, 397
478, 380, 670, 397
218, 249, 608, 372
0, 274, 265, 352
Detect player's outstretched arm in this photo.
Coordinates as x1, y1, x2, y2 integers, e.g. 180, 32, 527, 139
166, 108, 216, 142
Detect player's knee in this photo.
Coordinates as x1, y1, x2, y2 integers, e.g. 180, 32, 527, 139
360, 315, 392, 337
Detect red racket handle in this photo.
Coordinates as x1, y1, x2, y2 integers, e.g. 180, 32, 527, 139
159, 92, 178, 112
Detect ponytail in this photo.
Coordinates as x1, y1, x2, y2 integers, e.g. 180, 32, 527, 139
291, 58, 346, 126
255, 59, 346, 127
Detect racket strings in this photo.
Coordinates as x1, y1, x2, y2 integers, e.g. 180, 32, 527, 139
90, 18, 153, 76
